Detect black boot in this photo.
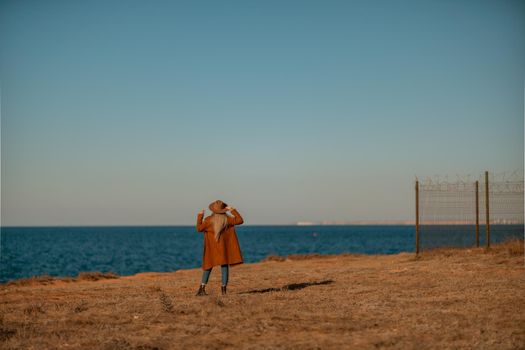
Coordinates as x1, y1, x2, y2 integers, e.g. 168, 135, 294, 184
196, 284, 207, 296
221, 285, 227, 295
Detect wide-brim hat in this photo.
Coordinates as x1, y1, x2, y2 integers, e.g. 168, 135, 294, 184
209, 200, 228, 214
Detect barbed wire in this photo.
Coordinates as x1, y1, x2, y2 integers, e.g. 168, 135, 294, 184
417, 170, 524, 249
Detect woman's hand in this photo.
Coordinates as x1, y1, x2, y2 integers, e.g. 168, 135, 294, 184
199, 209, 205, 215
226, 206, 235, 211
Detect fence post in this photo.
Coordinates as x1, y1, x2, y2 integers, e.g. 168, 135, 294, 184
475, 180, 479, 247
485, 171, 490, 248
415, 179, 420, 255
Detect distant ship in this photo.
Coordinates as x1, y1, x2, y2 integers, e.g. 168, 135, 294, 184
296, 221, 317, 226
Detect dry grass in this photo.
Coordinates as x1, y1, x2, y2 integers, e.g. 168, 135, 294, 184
263, 252, 364, 262
77, 272, 119, 281
423, 238, 525, 258
1, 239, 523, 349
6, 272, 119, 287
486, 238, 524, 256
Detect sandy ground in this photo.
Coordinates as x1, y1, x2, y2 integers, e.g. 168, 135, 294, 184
1, 240, 524, 350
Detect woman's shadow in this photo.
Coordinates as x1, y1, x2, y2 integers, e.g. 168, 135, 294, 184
239, 280, 334, 294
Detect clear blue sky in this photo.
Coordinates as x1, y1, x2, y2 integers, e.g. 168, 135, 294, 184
1, 0, 523, 226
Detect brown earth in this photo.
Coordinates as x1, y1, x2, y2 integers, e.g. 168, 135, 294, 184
1, 239, 524, 349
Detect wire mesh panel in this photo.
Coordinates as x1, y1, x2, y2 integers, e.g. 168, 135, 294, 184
418, 171, 524, 251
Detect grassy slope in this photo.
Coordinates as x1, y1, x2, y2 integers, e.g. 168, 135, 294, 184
1, 239, 524, 349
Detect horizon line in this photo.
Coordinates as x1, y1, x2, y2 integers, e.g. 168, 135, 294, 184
1, 222, 416, 228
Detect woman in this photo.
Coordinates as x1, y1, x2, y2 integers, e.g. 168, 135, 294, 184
195, 200, 244, 296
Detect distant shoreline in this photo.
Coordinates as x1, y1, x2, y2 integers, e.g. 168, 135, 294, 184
4, 222, 524, 228
0, 223, 415, 228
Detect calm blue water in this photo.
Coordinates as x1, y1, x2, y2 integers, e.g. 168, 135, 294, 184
0, 225, 522, 283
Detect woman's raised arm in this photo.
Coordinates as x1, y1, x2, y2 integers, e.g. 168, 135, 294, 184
227, 208, 244, 226
196, 210, 207, 232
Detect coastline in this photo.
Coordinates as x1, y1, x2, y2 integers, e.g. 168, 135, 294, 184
2, 251, 367, 287
1, 239, 524, 349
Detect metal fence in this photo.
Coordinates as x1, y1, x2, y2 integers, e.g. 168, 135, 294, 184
415, 171, 524, 253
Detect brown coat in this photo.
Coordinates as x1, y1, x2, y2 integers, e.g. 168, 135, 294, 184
196, 209, 244, 270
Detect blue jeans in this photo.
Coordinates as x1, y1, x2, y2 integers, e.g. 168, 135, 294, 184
201, 264, 229, 286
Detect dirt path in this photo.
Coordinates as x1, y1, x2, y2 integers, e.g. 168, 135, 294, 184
1, 240, 524, 349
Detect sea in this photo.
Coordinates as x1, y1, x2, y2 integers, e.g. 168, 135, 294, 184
0, 225, 522, 283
